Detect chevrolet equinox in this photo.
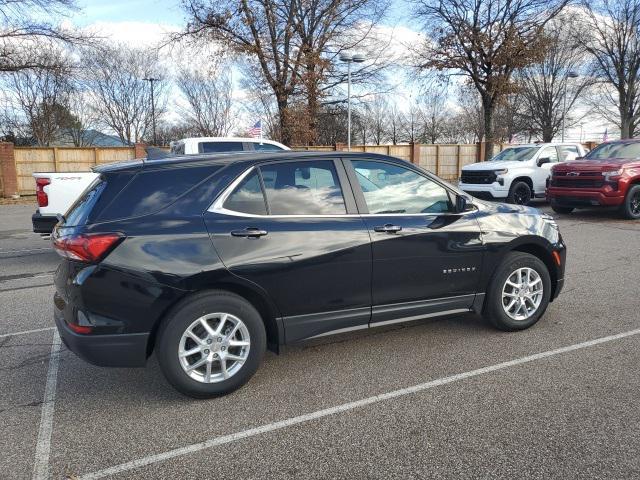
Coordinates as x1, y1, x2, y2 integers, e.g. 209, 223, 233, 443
52, 152, 566, 398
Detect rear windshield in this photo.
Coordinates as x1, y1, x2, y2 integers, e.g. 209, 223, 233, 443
63, 176, 107, 226
585, 142, 640, 160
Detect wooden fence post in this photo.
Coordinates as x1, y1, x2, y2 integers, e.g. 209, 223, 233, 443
410, 142, 420, 165
53, 147, 59, 172
94, 147, 99, 166
435, 144, 440, 175
457, 144, 462, 177
0, 142, 18, 198
335, 142, 345, 151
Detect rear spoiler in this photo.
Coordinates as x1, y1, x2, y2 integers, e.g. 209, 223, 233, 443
145, 147, 173, 161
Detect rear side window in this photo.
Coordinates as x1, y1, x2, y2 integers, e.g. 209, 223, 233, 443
200, 142, 244, 153
260, 161, 346, 215
252, 143, 284, 151
99, 166, 217, 220
223, 170, 267, 215
63, 177, 107, 226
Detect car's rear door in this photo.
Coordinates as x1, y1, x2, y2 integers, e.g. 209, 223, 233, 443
532, 146, 560, 194
204, 158, 372, 342
344, 158, 484, 325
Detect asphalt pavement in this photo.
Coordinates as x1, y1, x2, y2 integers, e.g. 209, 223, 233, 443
1, 201, 639, 479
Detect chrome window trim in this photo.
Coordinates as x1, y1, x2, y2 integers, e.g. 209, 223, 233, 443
209, 165, 478, 219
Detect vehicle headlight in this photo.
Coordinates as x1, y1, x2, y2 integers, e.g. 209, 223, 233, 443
494, 169, 508, 176
603, 169, 623, 178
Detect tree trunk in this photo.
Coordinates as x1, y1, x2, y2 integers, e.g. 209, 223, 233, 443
277, 96, 291, 146
482, 96, 495, 161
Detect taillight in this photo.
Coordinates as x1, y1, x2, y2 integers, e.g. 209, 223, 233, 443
52, 233, 124, 262
36, 178, 50, 207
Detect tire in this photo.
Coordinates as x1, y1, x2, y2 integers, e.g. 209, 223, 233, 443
482, 252, 552, 331
551, 205, 574, 214
620, 184, 640, 220
507, 181, 532, 205
156, 290, 266, 398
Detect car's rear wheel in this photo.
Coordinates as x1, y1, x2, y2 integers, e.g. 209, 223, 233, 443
157, 291, 266, 398
483, 252, 552, 331
551, 205, 574, 214
620, 185, 640, 220
508, 181, 532, 205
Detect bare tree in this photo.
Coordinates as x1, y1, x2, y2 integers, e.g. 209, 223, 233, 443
3, 49, 75, 145
518, 18, 592, 142
414, 0, 569, 159
84, 44, 166, 144
176, 66, 234, 136
580, 0, 640, 138
0, 0, 92, 73
179, 0, 388, 145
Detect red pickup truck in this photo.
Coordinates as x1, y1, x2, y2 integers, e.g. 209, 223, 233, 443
547, 139, 640, 219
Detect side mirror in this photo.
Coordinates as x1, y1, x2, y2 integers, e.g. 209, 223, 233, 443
537, 157, 551, 167
456, 194, 471, 213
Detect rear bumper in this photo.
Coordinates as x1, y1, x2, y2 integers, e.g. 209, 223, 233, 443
32, 211, 58, 234
547, 189, 625, 207
55, 309, 149, 367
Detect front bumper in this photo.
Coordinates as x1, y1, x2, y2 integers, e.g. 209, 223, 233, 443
459, 182, 509, 199
54, 292, 149, 367
32, 211, 59, 234
547, 189, 625, 207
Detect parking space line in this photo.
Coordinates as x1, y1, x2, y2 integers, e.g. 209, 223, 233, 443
78, 327, 640, 480
0, 327, 55, 339
32, 330, 61, 480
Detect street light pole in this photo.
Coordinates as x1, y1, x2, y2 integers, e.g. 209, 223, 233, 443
562, 71, 579, 142
339, 53, 365, 151
144, 77, 159, 145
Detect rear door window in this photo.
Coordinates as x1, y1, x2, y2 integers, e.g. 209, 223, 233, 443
199, 142, 244, 153
223, 170, 268, 215
259, 161, 346, 215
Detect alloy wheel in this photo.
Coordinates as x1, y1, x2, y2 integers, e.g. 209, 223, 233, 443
631, 191, 640, 216
501, 267, 544, 321
178, 313, 251, 383
513, 185, 531, 205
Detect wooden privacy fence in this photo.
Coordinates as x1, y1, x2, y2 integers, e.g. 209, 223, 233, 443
293, 142, 509, 181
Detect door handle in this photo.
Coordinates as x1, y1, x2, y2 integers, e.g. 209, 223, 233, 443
373, 224, 402, 233
230, 228, 268, 238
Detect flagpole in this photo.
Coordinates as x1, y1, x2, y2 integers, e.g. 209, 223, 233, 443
260, 119, 263, 145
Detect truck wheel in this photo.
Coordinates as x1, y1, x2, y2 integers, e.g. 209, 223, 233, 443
620, 185, 640, 219
507, 181, 532, 205
156, 291, 266, 398
482, 252, 552, 331
551, 206, 574, 214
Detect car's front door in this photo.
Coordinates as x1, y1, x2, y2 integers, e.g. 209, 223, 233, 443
204, 159, 372, 342
532, 146, 560, 194
345, 158, 485, 325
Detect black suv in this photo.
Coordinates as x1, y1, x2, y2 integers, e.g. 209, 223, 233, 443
52, 152, 566, 398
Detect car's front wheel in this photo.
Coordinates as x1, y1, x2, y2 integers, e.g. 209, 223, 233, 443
620, 184, 640, 220
507, 181, 532, 205
157, 291, 266, 398
483, 252, 552, 331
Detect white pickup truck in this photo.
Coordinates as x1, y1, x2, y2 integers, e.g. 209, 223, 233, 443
31, 137, 289, 234
459, 143, 589, 205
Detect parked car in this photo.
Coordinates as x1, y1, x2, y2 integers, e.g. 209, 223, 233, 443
547, 139, 640, 219
459, 143, 588, 205
32, 137, 289, 234
52, 151, 566, 398
169, 137, 289, 155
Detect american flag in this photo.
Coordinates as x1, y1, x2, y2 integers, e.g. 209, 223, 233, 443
603, 128, 609, 142
249, 120, 262, 138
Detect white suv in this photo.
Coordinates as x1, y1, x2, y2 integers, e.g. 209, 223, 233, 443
170, 137, 289, 155
459, 143, 588, 204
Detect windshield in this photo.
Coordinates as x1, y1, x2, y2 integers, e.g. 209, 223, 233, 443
585, 142, 640, 160
490, 146, 539, 162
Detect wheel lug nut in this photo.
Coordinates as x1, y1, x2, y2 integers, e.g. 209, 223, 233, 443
203, 349, 209, 354
213, 353, 218, 358
217, 337, 222, 342
207, 339, 212, 344
221, 346, 226, 351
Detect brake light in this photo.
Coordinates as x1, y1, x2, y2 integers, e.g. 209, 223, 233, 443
36, 178, 50, 207
52, 233, 124, 262
67, 322, 92, 334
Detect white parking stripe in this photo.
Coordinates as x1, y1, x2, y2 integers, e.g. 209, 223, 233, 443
0, 327, 55, 339
78, 327, 640, 480
32, 330, 62, 480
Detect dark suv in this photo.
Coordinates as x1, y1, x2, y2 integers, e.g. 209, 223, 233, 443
52, 152, 566, 398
